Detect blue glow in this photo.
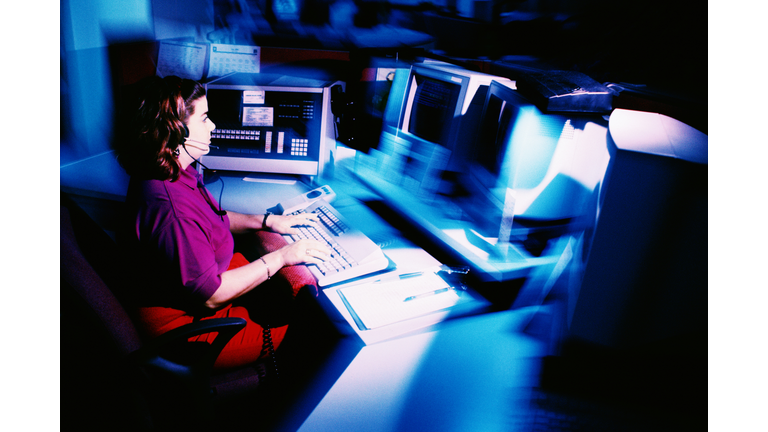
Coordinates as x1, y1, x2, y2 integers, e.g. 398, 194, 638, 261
297, 310, 550, 432
503, 106, 563, 190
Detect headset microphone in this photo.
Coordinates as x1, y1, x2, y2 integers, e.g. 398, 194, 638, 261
180, 124, 218, 152
179, 126, 227, 218
183, 138, 217, 151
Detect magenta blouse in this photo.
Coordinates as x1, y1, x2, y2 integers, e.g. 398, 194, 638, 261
125, 165, 233, 311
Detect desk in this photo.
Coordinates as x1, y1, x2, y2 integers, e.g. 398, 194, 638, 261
204, 167, 493, 346
207, 158, 543, 431
291, 308, 549, 432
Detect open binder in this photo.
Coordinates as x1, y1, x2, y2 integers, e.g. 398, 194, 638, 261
336, 269, 469, 331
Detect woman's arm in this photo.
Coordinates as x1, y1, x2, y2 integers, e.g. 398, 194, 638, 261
204, 238, 330, 309
227, 211, 264, 233
228, 210, 321, 235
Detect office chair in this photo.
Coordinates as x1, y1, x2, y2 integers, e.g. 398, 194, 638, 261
60, 193, 274, 430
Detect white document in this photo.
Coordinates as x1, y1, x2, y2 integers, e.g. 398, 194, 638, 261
337, 272, 462, 330
156, 41, 208, 81
208, 44, 260, 77
243, 106, 273, 127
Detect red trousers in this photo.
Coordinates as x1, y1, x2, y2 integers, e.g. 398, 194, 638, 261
138, 245, 317, 371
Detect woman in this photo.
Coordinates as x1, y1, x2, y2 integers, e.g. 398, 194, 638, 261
115, 75, 330, 370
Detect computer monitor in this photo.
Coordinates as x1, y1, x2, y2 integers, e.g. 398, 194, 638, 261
200, 72, 342, 178
458, 80, 611, 239
381, 62, 514, 196
567, 108, 707, 350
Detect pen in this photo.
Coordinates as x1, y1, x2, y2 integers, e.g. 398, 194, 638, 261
439, 265, 470, 275
403, 287, 453, 302
374, 271, 424, 284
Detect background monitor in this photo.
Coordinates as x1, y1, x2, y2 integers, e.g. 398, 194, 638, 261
401, 69, 464, 148
384, 62, 514, 196
201, 72, 341, 178
459, 80, 611, 237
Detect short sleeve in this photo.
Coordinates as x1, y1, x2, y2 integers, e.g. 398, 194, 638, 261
155, 216, 222, 302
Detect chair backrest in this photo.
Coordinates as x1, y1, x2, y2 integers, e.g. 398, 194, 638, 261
60, 193, 142, 357
61, 193, 257, 430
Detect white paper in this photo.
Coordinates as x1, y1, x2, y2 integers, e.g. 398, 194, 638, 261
156, 41, 207, 81
209, 44, 260, 77
338, 272, 461, 330
243, 106, 273, 127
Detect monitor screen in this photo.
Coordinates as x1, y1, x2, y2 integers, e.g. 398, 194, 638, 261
468, 81, 569, 194
405, 74, 463, 147
391, 65, 472, 195
202, 84, 326, 176
473, 90, 513, 181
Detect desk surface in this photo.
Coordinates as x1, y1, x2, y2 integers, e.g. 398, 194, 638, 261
291, 307, 549, 432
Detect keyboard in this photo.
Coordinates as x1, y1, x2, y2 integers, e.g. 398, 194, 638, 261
283, 199, 390, 287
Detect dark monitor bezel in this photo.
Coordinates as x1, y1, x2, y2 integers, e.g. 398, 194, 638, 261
397, 64, 471, 153
466, 80, 529, 194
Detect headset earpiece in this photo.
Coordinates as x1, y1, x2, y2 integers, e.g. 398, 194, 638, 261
177, 123, 190, 149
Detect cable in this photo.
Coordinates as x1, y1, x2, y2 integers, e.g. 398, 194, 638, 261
259, 324, 279, 380
183, 144, 227, 219
181, 143, 214, 171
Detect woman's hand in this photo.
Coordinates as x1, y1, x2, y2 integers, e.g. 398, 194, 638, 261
278, 239, 332, 266
266, 213, 321, 235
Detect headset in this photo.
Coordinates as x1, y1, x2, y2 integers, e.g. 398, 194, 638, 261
180, 124, 218, 152
178, 123, 227, 217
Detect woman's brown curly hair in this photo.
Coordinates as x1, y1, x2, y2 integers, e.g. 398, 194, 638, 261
115, 75, 206, 182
